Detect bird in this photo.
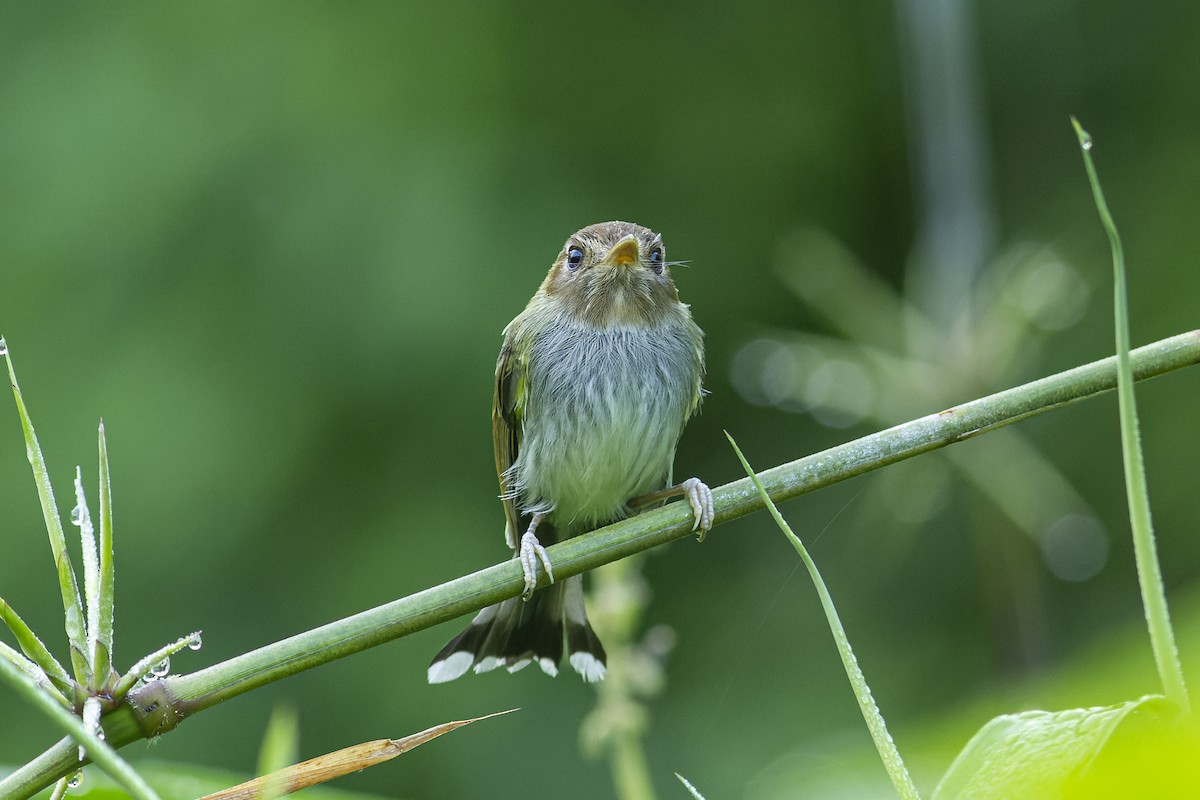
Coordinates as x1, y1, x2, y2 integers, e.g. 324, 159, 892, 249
428, 220, 712, 684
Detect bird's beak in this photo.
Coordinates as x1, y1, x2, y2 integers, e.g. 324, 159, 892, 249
602, 235, 640, 269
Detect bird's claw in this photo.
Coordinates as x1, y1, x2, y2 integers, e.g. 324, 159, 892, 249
519, 531, 554, 600
682, 477, 714, 541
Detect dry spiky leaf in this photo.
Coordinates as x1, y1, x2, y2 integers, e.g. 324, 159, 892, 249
198, 709, 518, 800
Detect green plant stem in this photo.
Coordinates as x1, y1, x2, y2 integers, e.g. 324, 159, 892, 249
612, 734, 656, 800
3, 330, 1199, 796
1074, 118, 1190, 713
0, 657, 159, 800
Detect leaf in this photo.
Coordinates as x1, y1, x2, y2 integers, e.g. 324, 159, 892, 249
57, 548, 91, 686
256, 706, 299, 800
74, 466, 102, 689
1067, 700, 1200, 799
48, 777, 71, 800
0, 639, 71, 708
0, 594, 74, 696
95, 420, 116, 689
727, 432, 921, 800
196, 709, 517, 800
0, 761, 393, 800
932, 694, 1191, 799
5, 347, 90, 684
112, 631, 202, 700
675, 772, 707, 799
1073, 116, 1189, 711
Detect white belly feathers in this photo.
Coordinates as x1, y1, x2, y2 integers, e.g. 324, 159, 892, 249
507, 319, 697, 529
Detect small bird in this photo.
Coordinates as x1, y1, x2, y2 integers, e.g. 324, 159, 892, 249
428, 221, 713, 684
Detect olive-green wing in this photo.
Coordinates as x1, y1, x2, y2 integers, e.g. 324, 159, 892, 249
493, 337, 525, 550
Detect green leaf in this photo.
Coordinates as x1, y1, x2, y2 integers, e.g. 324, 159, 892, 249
0, 639, 72, 708
58, 545, 92, 687
96, 421, 116, 689
74, 465, 103, 692
0, 595, 74, 697
48, 776, 71, 800
675, 772, 707, 800
256, 705, 299, 800
1073, 117, 1189, 712
932, 694, 1194, 799
727, 432, 921, 800
5, 347, 90, 685
112, 631, 202, 700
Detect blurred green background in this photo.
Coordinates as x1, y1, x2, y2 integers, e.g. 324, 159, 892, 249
2, 2, 1198, 797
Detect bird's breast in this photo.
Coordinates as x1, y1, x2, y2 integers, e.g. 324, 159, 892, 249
512, 318, 700, 529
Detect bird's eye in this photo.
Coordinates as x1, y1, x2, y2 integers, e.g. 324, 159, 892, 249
649, 247, 664, 274
566, 247, 585, 270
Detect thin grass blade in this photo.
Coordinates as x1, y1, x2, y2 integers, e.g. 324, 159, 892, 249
257, 705, 299, 800
74, 466, 103, 692
96, 421, 116, 688
1073, 117, 1189, 713
112, 631, 202, 700
0, 595, 74, 697
48, 777, 71, 800
56, 548, 91, 686
0, 640, 72, 708
676, 772, 707, 800
5, 348, 90, 684
728, 432, 922, 800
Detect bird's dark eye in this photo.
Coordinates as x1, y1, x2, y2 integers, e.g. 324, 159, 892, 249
649, 247, 664, 274
566, 247, 585, 270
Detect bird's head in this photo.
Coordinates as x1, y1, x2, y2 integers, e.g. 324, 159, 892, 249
540, 221, 684, 327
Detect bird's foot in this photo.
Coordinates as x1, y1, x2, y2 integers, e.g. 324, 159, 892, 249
519, 529, 554, 600
680, 477, 715, 541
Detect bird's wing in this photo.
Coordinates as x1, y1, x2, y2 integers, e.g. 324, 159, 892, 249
493, 335, 526, 550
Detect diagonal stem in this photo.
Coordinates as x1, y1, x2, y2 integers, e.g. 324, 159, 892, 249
3, 329, 1198, 797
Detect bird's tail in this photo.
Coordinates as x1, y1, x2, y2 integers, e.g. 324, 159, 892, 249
427, 574, 606, 683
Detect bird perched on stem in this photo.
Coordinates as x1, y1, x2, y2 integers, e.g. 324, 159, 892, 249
428, 221, 712, 683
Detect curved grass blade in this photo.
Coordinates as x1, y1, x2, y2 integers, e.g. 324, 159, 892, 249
1073, 118, 1189, 712
112, 631, 203, 700
676, 772, 707, 800
728, 432, 922, 800
5, 347, 89, 685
